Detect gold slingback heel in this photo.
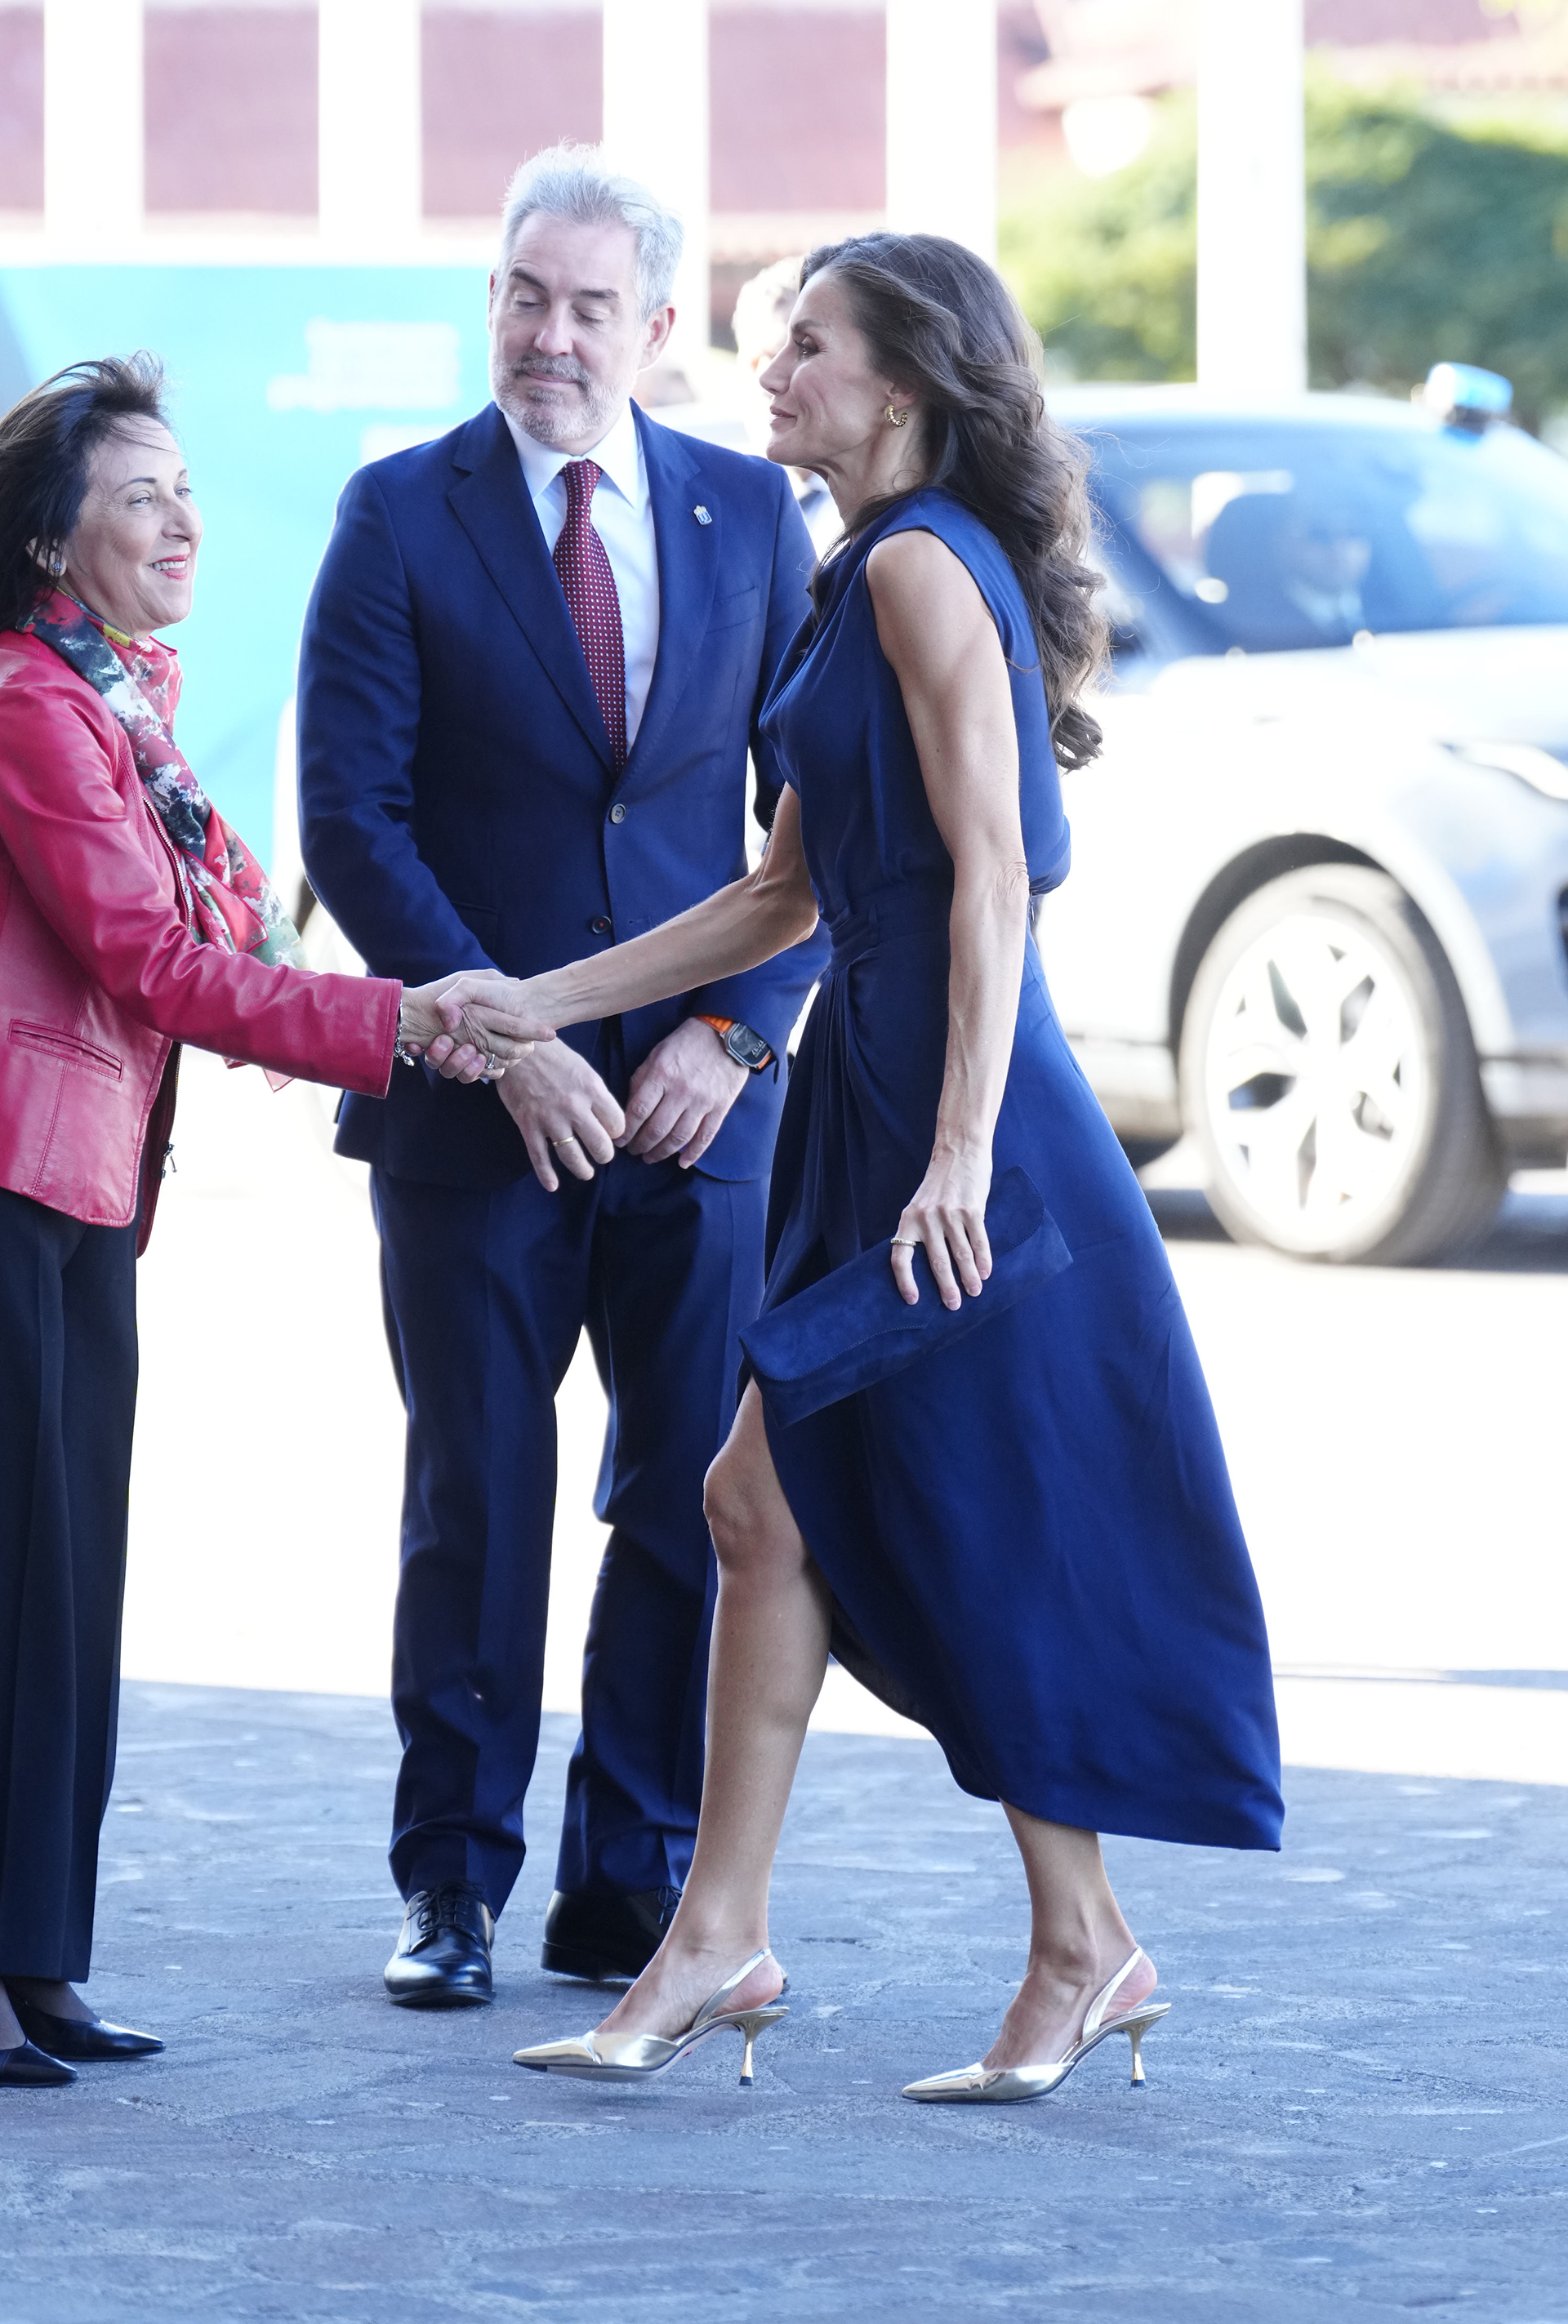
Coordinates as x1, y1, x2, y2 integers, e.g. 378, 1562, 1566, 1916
902, 1946, 1169, 2104
513, 1948, 788, 2087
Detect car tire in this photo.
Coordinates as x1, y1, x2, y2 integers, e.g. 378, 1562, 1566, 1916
1178, 864, 1503, 1264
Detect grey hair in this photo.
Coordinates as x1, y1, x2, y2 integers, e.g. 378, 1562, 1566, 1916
732, 256, 806, 366
499, 143, 684, 319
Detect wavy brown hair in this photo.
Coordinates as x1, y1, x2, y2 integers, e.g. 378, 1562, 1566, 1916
800, 234, 1107, 770
0, 354, 169, 634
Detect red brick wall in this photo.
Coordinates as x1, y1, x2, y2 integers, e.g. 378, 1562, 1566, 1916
0, 5, 42, 210
144, 5, 317, 213
998, 0, 1049, 149
1305, 0, 1521, 39
422, 8, 602, 217
17, 0, 1450, 231
710, 7, 884, 211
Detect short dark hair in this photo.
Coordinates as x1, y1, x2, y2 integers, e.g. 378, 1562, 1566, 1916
800, 235, 1106, 771
0, 354, 171, 634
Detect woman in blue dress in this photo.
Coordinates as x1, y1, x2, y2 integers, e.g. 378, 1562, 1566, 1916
450, 234, 1283, 2103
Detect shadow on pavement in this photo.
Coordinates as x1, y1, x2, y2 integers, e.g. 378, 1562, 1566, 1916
1143, 1182, 1568, 1274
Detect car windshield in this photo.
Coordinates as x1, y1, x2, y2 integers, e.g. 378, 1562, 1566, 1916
1087, 416, 1568, 652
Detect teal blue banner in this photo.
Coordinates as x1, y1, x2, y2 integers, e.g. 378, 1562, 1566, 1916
0, 265, 494, 861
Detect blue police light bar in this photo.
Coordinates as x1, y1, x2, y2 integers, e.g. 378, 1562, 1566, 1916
1423, 362, 1513, 430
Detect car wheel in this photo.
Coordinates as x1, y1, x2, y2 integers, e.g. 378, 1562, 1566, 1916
1178, 865, 1503, 1263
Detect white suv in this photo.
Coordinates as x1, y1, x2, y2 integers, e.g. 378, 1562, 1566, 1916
1042, 379, 1568, 1263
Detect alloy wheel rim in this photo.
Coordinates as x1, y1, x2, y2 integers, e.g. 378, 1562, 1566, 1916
1201, 907, 1430, 1251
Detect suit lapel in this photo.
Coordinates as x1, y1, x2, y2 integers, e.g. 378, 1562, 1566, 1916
626, 408, 721, 777
445, 405, 614, 770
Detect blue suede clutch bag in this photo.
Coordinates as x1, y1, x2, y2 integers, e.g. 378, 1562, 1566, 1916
741, 1167, 1071, 1428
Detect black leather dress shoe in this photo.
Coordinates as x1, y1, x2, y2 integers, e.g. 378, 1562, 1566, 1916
9, 1998, 163, 2061
384, 1881, 495, 2008
0, 2039, 77, 2087
540, 1885, 681, 1982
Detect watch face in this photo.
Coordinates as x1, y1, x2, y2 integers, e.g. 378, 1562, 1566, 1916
726, 1024, 772, 1070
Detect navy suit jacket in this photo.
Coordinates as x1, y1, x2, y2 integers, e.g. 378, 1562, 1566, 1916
297, 401, 826, 1188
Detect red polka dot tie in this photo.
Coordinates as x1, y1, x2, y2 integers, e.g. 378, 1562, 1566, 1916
553, 458, 628, 771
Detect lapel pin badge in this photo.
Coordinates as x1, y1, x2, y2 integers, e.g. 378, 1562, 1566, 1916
693, 505, 712, 526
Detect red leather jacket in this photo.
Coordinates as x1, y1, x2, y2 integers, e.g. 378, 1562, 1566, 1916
0, 631, 399, 1248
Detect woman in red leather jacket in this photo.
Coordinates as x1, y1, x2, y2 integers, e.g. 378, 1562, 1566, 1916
0, 357, 531, 2089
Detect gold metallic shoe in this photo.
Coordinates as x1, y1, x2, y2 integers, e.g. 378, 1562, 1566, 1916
513, 1948, 787, 2086
902, 1946, 1169, 2104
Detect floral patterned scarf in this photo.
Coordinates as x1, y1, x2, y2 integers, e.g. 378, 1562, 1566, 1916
22, 587, 305, 969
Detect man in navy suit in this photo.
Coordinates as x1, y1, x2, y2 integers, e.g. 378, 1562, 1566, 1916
298, 147, 822, 2008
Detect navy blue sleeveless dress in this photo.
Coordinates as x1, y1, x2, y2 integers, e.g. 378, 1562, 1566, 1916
756, 488, 1282, 1852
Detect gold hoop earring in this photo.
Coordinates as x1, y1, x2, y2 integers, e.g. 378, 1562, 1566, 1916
885, 404, 909, 428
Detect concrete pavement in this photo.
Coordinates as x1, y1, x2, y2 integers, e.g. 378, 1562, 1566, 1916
10, 1053, 1568, 2319
4, 1683, 1567, 2322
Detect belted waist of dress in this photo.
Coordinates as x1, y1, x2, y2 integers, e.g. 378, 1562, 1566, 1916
824, 878, 953, 968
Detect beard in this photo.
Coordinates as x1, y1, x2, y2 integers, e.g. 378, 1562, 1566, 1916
492, 350, 623, 449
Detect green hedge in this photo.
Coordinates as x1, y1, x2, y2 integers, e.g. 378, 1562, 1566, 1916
999, 77, 1568, 432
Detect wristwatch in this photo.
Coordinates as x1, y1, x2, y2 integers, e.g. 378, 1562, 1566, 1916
697, 1014, 776, 1075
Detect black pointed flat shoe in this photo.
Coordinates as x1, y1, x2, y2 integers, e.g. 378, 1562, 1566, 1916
0, 2039, 77, 2087
9, 1998, 163, 2061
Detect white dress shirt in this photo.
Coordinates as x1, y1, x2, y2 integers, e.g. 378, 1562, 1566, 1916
501, 401, 661, 748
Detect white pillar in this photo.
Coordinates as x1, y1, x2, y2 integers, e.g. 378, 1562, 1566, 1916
601, 0, 710, 365
1196, 0, 1306, 394
885, 0, 998, 259
318, 0, 422, 255
44, 0, 144, 250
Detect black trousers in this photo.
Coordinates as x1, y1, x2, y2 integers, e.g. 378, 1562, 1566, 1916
0, 1187, 139, 1983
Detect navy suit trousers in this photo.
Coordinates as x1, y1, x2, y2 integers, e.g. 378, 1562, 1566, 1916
373, 1152, 765, 1916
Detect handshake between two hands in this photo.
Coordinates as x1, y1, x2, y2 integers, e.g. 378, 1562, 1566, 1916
401, 971, 992, 1304
395, 968, 749, 1189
